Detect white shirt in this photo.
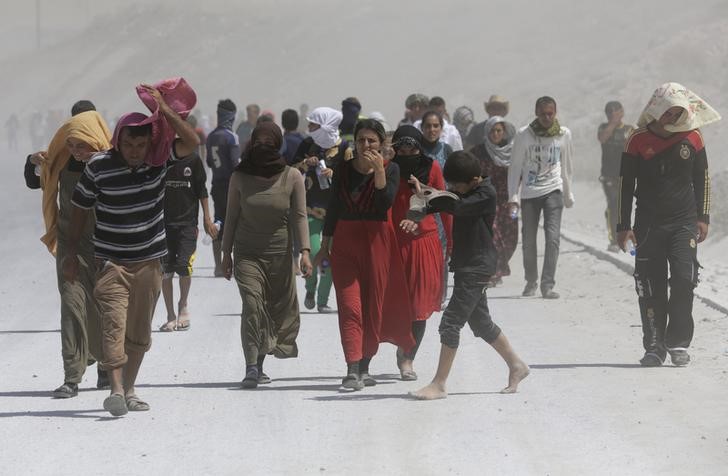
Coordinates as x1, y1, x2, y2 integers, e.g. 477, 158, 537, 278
507, 124, 574, 206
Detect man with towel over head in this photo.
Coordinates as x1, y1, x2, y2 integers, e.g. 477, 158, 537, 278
63, 78, 200, 416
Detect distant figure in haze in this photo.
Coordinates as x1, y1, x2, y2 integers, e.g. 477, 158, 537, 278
24, 102, 111, 399
5, 113, 19, 151
617, 83, 719, 368
452, 106, 475, 149
398, 93, 429, 128
206, 99, 241, 277
508, 96, 574, 300
29, 111, 45, 151
221, 122, 312, 389
340, 97, 363, 144
413, 96, 463, 151
281, 109, 304, 165
470, 116, 518, 287
466, 95, 510, 150
597, 100, 633, 252
404, 151, 529, 400
235, 103, 260, 147
186, 114, 208, 161
298, 103, 310, 135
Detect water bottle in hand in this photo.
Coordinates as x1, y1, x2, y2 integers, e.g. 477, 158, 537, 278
320, 258, 330, 275
316, 159, 331, 190
509, 205, 518, 220
203, 220, 222, 245
626, 239, 636, 256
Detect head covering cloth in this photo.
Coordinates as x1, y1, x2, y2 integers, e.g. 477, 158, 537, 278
40, 111, 112, 254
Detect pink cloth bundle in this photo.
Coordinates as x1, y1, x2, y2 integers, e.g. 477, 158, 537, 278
111, 77, 197, 166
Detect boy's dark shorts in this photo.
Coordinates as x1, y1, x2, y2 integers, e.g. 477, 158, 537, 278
162, 225, 198, 277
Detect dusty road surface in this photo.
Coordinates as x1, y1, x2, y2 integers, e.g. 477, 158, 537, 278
2, 150, 727, 475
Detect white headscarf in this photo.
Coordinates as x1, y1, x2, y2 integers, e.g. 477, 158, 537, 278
483, 116, 516, 168
637, 82, 721, 133
307, 107, 342, 149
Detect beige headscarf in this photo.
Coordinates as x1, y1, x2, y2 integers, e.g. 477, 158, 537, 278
637, 82, 721, 133
40, 111, 112, 255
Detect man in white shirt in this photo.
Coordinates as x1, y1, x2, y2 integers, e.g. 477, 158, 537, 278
507, 96, 574, 299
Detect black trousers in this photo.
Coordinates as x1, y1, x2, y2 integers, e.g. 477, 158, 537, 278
439, 273, 501, 349
633, 221, 699, 354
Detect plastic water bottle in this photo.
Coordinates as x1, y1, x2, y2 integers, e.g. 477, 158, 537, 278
320, 258, 330, 275
626, 239, 636, 256
203, 220, 222, 245
316, 159, 331, 190
510, 206, 518, 220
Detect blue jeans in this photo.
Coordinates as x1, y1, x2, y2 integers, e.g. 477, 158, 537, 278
520, 189, 564, 291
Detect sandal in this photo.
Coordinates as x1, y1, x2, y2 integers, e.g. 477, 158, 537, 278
159, 321, 177, 332
241, 366, 259, 389
103, 393, 128, 416
400, 369, 418, 381
125, 394, 150, 412
177, 306, 191, 331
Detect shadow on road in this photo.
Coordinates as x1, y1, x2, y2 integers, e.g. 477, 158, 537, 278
0, 408, 117, 421
530, 363, 643, 369
0, 329, 60, 334
136, 381, 240, 389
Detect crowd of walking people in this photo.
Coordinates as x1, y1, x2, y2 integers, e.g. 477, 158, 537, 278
23, 79, 718, 415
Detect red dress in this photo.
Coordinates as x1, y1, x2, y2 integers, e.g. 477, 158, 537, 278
390, 160, 448, 321
328, 161, 415, 364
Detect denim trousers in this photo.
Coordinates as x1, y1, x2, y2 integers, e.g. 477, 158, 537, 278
520, 189, 564, 290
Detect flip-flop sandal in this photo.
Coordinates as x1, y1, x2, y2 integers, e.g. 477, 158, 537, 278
400, 369, 418, 381
176, 320, 190, 331
103, 393, 128, 416
125, 394, 150, 412
159, 321, 177, 332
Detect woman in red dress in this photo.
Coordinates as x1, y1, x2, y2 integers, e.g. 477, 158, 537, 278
389, 125, 449, 381
314, 119, 415, 391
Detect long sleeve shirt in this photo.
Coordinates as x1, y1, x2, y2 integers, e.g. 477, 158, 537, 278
617, 128, 709, 231
222, 167, 310, 256
508, 125, 574, 204
425, 179, 497, 276
323, 160, 400, 237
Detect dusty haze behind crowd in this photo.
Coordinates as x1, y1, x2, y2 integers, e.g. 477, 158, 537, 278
1, 0, 727, 178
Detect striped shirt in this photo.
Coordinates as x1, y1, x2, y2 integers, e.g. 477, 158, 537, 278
72, 150, 167, 262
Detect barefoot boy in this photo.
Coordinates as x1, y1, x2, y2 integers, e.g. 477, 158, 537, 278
401, 151, 529, 400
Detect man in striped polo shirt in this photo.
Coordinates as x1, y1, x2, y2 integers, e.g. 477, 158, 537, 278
63, 85, 200, 416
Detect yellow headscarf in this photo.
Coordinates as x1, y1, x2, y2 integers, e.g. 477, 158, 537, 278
40, 110, 112, 255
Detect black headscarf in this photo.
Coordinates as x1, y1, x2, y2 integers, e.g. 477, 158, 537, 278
236, 122, 287, 177
392, 125, 433, 184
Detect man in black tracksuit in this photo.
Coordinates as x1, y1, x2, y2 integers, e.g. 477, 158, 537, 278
617, 121, 710, 367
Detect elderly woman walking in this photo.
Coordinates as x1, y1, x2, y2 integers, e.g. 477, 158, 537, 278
222, 122, 312, 389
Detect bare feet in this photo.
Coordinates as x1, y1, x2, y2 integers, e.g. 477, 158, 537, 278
501, 362, 530, 394
409, 382, 447, 400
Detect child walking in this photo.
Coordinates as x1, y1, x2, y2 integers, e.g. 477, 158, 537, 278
401, 151, 529, 400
